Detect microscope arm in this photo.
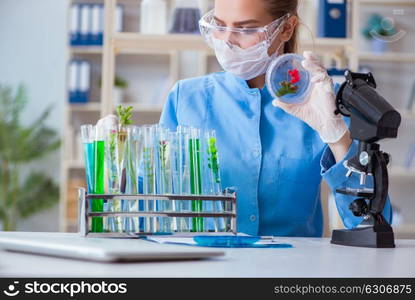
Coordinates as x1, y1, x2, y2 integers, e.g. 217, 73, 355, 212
370, 149, 390, 223
336, 142, 391, 225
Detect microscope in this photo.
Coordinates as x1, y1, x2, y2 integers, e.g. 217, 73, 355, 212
331, 70, 401, 248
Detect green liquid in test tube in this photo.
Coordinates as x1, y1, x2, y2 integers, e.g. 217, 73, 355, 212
92, 126, 105, 233
189, 128, 203, 232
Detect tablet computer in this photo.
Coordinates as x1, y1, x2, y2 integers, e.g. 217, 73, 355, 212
0, 232, 224, 262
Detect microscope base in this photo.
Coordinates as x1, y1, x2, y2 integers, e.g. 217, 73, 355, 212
331, 224, 395, 248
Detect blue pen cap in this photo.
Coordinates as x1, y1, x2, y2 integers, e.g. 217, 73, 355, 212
266, 53, 312, 104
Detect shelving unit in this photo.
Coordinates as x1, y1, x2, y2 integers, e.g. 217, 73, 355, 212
60, 0, 415, 234
357, 51, 415, 62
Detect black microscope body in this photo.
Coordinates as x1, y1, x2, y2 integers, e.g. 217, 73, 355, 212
331, 70, 401, 248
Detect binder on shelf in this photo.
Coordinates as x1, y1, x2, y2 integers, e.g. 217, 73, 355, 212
68, 61, 79, 103
318, 0, 347, 38
98, 4, 104, 45
79, 61, 91, 103
79, 4, 91, 45
115, 4, 124, 33
68, 60, 91, 103
91, 4, 101, 46
70, 4, 123, 46
70, 5, 81, 46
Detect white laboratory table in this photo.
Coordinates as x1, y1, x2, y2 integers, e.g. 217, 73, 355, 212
0, 232, 414, 277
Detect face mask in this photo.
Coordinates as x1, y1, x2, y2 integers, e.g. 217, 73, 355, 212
212, 38, 284, 80
207, 15, 288, 80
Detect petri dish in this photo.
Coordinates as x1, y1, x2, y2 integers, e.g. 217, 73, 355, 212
193, 235, 260, 247
193, 235, 293, 248
266, 53, 312, 104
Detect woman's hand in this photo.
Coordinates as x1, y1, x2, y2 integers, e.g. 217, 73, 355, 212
97, 114, 118, 129
272, 51, 351, 161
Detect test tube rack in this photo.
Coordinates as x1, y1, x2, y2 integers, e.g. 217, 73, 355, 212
78, 188, 238, 237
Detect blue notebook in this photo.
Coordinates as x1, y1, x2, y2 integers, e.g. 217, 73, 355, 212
318, 0, 347, 38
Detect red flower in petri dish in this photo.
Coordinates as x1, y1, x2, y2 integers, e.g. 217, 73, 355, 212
276, 69, 301, 98
288, 69, 300, 84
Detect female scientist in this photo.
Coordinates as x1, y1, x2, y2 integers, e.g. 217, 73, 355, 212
159, 0, 392, 236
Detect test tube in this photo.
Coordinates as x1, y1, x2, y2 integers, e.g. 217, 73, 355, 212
176, 125, 191, 232
80, 125, 95, 194
92, 125, 105, 233
104, 125, 122, 232
125, 125, 143, 232
142, 125, 156, 233
117, 124, 128, 231
155, 126, 173, 233
203, 129, 225, 232
189, 127, 203, 232
169, 130, 181, 231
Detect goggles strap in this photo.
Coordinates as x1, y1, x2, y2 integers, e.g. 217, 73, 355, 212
267, 14, 291, 45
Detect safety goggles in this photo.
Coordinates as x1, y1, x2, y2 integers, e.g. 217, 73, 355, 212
199, 10, 290, 48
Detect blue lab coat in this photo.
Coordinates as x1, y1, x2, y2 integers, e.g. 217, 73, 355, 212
159, 71, 393, 237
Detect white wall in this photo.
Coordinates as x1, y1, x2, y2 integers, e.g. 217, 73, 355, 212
0, 0, 68, 231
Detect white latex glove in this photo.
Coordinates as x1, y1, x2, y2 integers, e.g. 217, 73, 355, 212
272, 51, 348, 144
96, 114, 118, 129
96, 114, 118, 138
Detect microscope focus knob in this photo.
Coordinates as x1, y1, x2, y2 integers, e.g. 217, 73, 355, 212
359, 151, 370, 166
349, 198, 369, 217
383, 153, 390, 165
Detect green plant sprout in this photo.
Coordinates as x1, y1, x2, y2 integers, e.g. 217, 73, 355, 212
207, 137, 220, 183
143, 147, 155, 192
116, 105, 133, 128
115, 105, 134, 172
159, 140, 169, 172
108, 129, 119, 188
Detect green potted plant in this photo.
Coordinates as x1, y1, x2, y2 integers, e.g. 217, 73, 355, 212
0, 84, 60, 231
362, 14, 397, 53
99, 75, 128, 105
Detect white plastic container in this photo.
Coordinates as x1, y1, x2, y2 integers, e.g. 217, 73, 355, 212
140, 0, 167, 34
170, 0, 201, 34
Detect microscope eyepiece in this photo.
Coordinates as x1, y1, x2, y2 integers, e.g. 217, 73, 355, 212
335, 70, 401, 143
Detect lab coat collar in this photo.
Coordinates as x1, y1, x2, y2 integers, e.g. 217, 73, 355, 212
225, 71, 273, 101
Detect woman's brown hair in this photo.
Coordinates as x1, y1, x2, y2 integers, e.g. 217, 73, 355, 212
263, 0, 299, 54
